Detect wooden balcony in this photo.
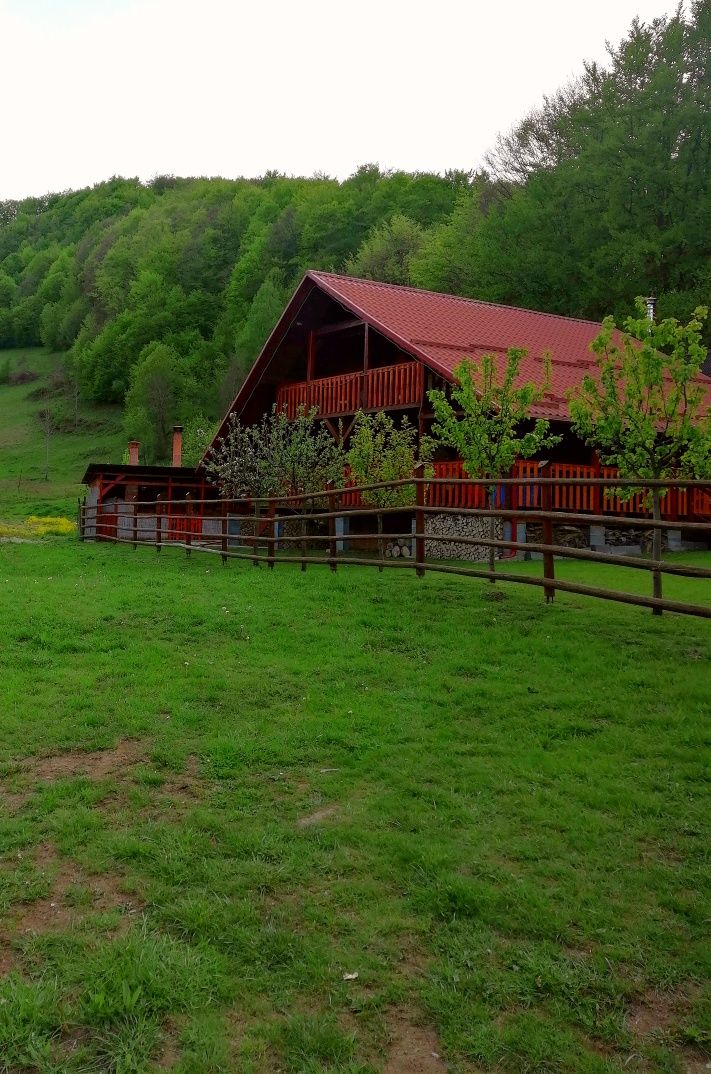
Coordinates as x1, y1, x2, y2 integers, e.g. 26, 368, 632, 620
276, 362, 424, 419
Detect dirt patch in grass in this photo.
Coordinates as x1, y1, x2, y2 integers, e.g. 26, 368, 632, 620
0, 842, 143, 970
26, 738, 147, 782
296, 804, 339, 828
385, 1008, 446, 1074
628, 985, 699, 1038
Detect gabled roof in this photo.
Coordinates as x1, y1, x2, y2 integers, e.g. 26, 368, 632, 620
309, 272, 606, 421
214, 271, 711, 441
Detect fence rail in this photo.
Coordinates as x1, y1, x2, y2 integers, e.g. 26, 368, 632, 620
79, 472, 711, 619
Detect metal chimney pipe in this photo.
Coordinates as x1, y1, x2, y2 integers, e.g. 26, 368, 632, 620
172, 426, 183, 468
128, 440, 139, 466
645, 296, 657, 322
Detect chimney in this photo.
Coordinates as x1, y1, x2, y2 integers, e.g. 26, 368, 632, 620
645, 295, 657, 322
172, 425, 183, 468
128, 440, 139, 466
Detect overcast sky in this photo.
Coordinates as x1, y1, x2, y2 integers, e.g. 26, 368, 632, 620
0, 0, 677, 200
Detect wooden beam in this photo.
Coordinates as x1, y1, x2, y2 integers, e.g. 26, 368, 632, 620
314, 318, 364, 338
363, 323, 369, 372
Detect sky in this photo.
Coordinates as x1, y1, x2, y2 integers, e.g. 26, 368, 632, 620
0, 0, 677, 200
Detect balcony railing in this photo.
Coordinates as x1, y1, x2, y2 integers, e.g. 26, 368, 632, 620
276, 362, 424, 419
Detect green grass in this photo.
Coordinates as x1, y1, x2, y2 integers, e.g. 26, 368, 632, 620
0, 347, 124, 518
0, 537, 709, 1073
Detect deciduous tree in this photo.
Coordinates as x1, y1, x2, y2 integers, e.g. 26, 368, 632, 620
428, 350, 560, 579
569, 303, 711, 611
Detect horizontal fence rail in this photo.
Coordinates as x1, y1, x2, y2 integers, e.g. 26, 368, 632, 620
78, 472, 711, 619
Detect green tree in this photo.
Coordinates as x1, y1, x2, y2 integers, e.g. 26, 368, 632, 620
225, 272, 287, 399
124, 342, 186, 461
182, 413, 218, 468
428, 350, 560, 579
569, 303, 711, 612
346, 411, 433, 567
345, 214, 424, 285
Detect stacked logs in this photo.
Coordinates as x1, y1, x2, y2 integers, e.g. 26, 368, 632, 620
385, 538, 412, 559
425, 513, 502, 561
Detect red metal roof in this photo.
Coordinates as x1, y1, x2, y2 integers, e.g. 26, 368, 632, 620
309, 272, 617, 420
212, 271, 711, 448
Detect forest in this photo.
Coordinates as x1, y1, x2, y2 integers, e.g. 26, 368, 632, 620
0, 4, 709, 462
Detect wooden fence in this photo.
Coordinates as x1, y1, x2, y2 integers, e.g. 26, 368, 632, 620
79, 472, 711, 619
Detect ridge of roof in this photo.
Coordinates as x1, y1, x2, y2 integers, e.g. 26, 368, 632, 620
307, 270, 607, 331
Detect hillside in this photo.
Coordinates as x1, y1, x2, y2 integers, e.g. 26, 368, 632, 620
0, 348, 124, 518
0, 6, 708, 468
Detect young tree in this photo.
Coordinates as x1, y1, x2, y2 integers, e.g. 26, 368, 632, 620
346, 411, 433, 567
202, 413, 262, 500
204, 406, 345, 566
428, 349, 560, 579
569, 303, 711, 611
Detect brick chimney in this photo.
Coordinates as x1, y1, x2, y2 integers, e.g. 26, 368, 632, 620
128, 440, 139, 466
172, 426, 183, 467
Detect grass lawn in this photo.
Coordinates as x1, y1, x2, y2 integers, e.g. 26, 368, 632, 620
0, 348, 124, 519
0, 537, 709, 1073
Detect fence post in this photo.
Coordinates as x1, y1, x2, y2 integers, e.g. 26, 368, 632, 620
253, 498, 260, 566
221, 499, 228, 565
540, 465, 554, 602
156, 494, 162, 554
415, 462, 426, 578
185, 492, 192, 557
132, 499, 138, 550
327, 481, 338, 572
267, 499, 276, 570
300, 494, 308, 572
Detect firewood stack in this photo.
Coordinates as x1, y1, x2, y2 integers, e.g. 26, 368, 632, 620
384, 538, 412, 558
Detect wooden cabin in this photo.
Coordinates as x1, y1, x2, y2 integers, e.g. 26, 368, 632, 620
82, 271, 711, 539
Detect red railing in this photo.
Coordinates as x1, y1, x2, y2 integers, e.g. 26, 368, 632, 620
364, 363, 423, 410
692, 488, 711, 518
276, 362, 423, 419
429, 461, 486, 509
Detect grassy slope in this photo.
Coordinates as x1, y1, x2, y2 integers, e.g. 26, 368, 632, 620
0, 539, 709, 1073
0, 348, 124, 519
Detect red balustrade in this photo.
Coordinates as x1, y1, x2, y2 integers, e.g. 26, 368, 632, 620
276, 362, 423, 419
692, 488, 711, 518
550, 464, 599, 512
429, 461, 486, 509
364, 362, 423, 410
512, 460, 541, 508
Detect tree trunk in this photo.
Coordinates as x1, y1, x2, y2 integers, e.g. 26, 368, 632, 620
488, 486, 496, 583
652, 487, 663, 615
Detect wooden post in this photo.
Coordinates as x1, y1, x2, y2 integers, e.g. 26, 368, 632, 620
267, 499, 276, 570
221, 499, 228, 565
156, 494, 162, 554
77, 497, 83, 540
540, 465, 555, 602
300, 494, 308, 572
327, 480, 337, 572
415, 462, 426, 577
132, 499, 138, 550
253, 498, 260, 566
185, 492, 192, 557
